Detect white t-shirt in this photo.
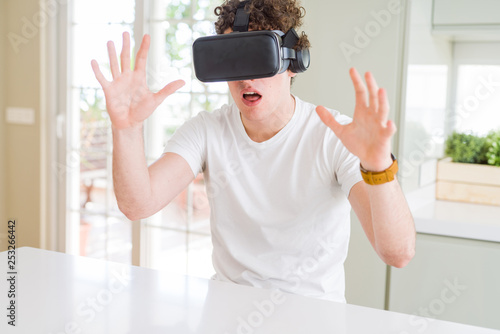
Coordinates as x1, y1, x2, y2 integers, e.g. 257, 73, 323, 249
164, 96, 362, 302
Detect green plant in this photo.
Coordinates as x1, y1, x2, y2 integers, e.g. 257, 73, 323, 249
486, 130, 500, 166
444, 132, 489, 164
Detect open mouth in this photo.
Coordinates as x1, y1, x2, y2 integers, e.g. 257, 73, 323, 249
243, 92, 262, 102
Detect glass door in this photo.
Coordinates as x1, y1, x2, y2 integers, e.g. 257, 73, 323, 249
63, 0, 228, 277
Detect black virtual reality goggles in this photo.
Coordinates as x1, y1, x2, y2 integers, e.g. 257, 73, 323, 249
192, 2, 310, 82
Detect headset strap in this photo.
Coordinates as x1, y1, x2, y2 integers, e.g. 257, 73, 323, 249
283, 28, 299, 48
233, 1, 250, 32
282, 47, 297, 60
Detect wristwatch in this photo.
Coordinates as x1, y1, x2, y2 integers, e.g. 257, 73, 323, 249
360, 154, 398, 185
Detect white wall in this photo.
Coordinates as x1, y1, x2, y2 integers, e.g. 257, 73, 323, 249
292, 0, 407, 124
0, 0, 7, 250
2, 0, 44, 250
292, 0, 410, 309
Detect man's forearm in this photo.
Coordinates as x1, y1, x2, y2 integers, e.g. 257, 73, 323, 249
365, 178, 416, 268
112, 124, 153, 220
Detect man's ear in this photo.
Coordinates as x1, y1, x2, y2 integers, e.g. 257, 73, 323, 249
288, 70, 297, 78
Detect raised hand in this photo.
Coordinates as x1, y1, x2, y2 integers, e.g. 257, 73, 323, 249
91, 32, 185, 130
316, 67, 396, 172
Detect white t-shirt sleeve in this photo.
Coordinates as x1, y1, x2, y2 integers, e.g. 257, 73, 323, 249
163, 112, 207, 177
330, 113, 363, 197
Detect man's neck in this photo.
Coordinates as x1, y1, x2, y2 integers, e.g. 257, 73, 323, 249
241, 95, 296, 143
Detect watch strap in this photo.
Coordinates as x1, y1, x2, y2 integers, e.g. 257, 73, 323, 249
360, 154, 398, 185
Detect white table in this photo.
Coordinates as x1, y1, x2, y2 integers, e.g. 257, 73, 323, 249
1, 247, 499, 334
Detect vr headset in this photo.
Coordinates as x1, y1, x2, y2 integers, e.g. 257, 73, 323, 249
192, 1, 310, 82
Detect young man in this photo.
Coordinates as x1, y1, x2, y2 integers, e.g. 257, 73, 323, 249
91, 0, 415, 303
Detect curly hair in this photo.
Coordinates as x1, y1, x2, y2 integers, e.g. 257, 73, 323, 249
214, 0, 311, 53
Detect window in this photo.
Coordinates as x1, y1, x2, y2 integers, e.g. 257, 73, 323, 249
142, 0, 228, 278
400, 42, 500, 191
451, 42, 500, 136
69, 0, 136, 263
66, 0, 228, 278
453, 65, 500, 136
400, 65, 449, 191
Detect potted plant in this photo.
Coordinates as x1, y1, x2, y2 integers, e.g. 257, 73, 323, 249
436, 131, 500, 206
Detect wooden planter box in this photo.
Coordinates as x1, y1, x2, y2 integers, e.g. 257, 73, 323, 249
436, 158, 500, 206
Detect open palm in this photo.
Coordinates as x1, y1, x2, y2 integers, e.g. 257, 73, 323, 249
91, 32, 184, 130
316, 68, 396, 172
